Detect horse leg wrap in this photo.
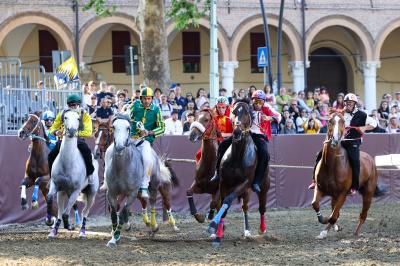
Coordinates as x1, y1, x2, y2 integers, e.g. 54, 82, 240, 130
212, 204, 229, 225
32, 185, 39, 202
55, 218, 62, 229
243, 212, 250, 231
187, 196, 197, 215
111, 211, 118, 227
74, 209, 80, 225
150, 208, 157, 228
112, 223, 118, 232
167, 209, 176, 226
62, 214, 70, 230
316, 211, 324, 224
142, 208, 150, 226
81, 217, 87, 230
222, 193, 237, 207
20, 184, 27, 200
217, 218, 224, 238
260, 214, 266, 233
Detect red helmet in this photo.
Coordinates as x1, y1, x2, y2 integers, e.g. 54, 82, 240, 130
251, 90, 266, 100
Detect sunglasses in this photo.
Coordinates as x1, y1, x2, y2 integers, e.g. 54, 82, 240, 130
253, 99, 264, 105
44, 119, 54, 122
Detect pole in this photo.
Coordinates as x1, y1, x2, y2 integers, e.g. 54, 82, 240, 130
73, 0, 80, 72
277, 0, 285, 91
129, 46, 135, 96
263, 66, 267, 86
209, 0, 219, 106
259, 0, 273, 88
301, 0, 307, 91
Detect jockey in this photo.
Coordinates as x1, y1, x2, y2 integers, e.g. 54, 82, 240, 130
212, 90, 281, 193
130, 86, 165, 199
214, 96, 233, 140
47, 94, 95, 178
42, 110, 57, 150
308, 93, 377, 195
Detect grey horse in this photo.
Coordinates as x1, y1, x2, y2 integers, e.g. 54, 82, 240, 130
47, 110, 99, 239
105, 115, 175, 248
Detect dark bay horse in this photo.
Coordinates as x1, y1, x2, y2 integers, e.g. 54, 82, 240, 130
18, 112, 51, 210
18, 112, 80, 226
207, 101, 270, 247
94, 118, 113, 160
187, 108, 220, 223
312, 113, 380, 238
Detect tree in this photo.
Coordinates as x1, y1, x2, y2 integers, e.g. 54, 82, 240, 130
83, 0, 210, 91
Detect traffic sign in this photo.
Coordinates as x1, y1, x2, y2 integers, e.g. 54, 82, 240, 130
257, 47, 268, 67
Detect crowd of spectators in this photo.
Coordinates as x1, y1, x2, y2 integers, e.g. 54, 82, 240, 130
81, 80, 400, 136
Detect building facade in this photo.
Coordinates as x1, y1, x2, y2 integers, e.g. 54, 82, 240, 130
1, 0, 400, 109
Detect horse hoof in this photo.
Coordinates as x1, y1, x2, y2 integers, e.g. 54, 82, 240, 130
79, 229, 86, 239
48, 228, 58, 239
31, 201, 39, 210
45, 216, 55, 227
333, 224, 342, 232
210, 233, 216, 240
151, 225, 159, 234
244, 230, 251, 238
212, 238, 221, 248
124, 223, 132, 232
194, 213, 205, 223
106, 240, 117, 248
173, 225, 180, 232
207, 221, 217, 235
316, 230, 328, 239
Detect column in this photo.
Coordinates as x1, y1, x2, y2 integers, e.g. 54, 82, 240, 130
219, 61, 239, 96
289, 61, 309, 93
361, 61, 380, 112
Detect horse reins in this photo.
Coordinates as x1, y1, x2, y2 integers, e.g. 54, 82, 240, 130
197, 109, 219, 140
24, 114, 49, 143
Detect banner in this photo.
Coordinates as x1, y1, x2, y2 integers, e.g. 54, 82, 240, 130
53, 56, 79, 89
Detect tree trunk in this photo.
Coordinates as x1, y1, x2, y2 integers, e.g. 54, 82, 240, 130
137, 0, 171, 91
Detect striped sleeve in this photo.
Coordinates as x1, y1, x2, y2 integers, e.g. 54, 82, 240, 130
152, 107, 165, 137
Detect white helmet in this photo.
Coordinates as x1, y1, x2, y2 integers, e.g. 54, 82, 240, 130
344, 93, 358, 103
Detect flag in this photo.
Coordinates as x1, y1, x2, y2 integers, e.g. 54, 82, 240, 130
54, 57, 79, 89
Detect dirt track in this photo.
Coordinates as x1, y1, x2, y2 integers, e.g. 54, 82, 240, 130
0, 203, 399, 265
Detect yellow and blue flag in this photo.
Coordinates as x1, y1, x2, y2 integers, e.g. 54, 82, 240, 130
54, 57, 79, 89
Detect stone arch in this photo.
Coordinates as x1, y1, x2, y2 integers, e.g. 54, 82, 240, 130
374, 17, 400, 60
230, 14, 302, 62
0, 12, 74, 54
165, 17, 230, 61
306, 15, 374, 61
79, 13, 140, 63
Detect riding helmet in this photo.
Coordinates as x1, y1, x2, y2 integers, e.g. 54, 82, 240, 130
251, 90, 266, 100
344, 93, 358, 103
216, 96, 229, 107
67, 94, 82, 104
42, 110, 55, 120
140, 87, 154, 97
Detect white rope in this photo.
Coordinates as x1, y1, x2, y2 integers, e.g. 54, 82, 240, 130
166, 158, 400, 171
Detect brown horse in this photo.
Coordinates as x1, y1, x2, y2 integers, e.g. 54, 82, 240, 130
94, 118, 113, 160
312, 113, 381, 238
18, 112, 51, 211
207, 101, 270, 247
187, 108, 220, 223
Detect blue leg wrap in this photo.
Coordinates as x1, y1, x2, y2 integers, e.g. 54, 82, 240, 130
32, 185, 39, 202
75, 209, 80, 225
212, 204, 229, 225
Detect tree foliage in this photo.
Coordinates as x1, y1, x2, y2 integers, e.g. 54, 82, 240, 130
166, 0, 211, 30
82, 0, 116, 17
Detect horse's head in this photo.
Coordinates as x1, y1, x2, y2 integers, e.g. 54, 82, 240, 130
326, 112, 345, 147
112, 115, 131, 152
189, 108, 215, 143
231, 101, 252, 142
63, 110, 80, 138
18, 111, 42, 140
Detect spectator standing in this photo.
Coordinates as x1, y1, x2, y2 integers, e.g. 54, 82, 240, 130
332, 93, 345, 111
296, 109, 308, 133
319, 103, 330, 133
152, 88, 162, 106
164, 110, 183, 135
319, 87, 330, 104
96, 81, 113, 106
183, 112, 195, 135
116, 90, 128, 112
159, 94, 173, 119
174, 84, 187, 119
82, 83, 91, 106
306, 91, 314, 110
195, 88, 209, 108
88, 81, 97, 95
263, 85, 276, 107
275, 87, 291, 113
297, 90, 311, 112
95, 97, 114, 121
87, 94, 97, 115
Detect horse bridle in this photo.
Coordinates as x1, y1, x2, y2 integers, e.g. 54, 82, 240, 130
112, 115, 131, 148
231, 103, 251, 140
193, 108, 217, 140
22, 114, 49, 142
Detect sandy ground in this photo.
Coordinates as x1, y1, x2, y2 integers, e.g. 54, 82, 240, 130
0, 203, 399, 265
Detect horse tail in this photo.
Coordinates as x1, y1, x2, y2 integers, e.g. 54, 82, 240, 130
158, 156, 179, 187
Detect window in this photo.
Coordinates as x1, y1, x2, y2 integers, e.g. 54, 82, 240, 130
112, 31, 131, 73
182, 32, 201, 73
39, 30, 58, 72
250, 32, 266, 73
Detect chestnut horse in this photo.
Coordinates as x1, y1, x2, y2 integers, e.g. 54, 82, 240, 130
207, 101, 270, 247
312, 113, 381, 239
187, 108, 220, 223
18, 112, 80, 226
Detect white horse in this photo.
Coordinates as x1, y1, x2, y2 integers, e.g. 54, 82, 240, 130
47, 110, 99, 239
105, 115, 177, 248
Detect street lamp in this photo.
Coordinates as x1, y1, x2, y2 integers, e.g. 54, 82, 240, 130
277, 0, 285, 91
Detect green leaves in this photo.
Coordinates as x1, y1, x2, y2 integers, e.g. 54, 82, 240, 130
166, 0, 211, 30
82, 0, 116, 17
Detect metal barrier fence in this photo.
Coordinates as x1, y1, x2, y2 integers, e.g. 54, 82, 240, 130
0, 57, 81, 135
